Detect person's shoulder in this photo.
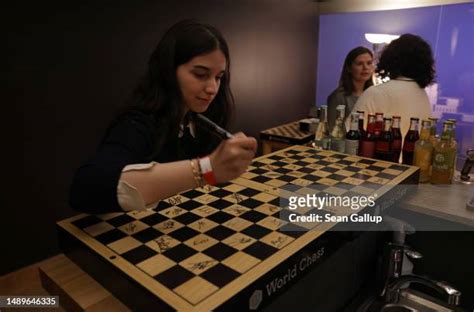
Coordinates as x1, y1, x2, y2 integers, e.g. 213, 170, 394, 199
327, 87, 347, 104
328, 86, 346, 97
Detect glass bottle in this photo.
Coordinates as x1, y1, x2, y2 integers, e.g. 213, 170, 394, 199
431, 122, 456, 184
375, 117, 393, 161
413, 120, 433, 183
359, 114, 376, 158
345, 112, 361, 155
446, 120, 458, 180
312, 105, 331, 150
428, 117, 438, 146
374, 112, 384, 139
330, 105, 346, 153
402, 117, 419, 165
357, 110, 366, 138
391, 116, 402, 163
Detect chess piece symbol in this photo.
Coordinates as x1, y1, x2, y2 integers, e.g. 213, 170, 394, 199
249, 290, 263, 310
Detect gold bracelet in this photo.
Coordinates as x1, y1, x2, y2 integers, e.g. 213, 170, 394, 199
190, 159, 204, 187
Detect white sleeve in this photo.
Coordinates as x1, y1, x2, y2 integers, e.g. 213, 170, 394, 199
117, 162, 159, 211
347, 86, 388, 129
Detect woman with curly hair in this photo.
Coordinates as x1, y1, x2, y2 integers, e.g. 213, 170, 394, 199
350, 34, 436, 136
327, 46, 375, 130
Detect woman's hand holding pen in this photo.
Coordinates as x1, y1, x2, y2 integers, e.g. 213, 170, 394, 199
209, 132, 257, 183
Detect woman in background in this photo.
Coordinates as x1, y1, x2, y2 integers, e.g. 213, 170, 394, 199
327, 46, 374, 130
350, 34, 435, 136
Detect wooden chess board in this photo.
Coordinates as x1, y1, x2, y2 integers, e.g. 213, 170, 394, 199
57, 146, 419, 311
259, 121, 314, 145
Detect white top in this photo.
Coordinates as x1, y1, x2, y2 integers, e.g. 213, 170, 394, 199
349, 79, 432, 136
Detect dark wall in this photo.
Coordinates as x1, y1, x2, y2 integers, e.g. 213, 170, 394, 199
2, 0, 317, 275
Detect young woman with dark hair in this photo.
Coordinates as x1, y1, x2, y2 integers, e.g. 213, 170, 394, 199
351, 34, 436, 136
326, 46, 375, 130
69, 20, 257, 214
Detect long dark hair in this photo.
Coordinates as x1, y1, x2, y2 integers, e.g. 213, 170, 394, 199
377, 34, 435, 88
339, 46, 374, 96
126, 19, 234, 157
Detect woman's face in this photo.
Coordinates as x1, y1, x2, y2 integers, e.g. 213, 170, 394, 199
350, 53, 374, 83
176, 49, 227, 113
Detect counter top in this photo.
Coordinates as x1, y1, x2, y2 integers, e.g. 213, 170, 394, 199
402, 183, 474, 227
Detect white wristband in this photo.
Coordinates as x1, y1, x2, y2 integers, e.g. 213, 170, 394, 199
199, 157, 213, 173
199, 157, 217, 185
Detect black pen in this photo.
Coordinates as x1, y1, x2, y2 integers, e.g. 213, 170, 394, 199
195, 113, 234, 139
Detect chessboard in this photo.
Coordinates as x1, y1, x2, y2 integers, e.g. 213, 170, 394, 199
259, 121, 314, 145
57, 145, 419, 311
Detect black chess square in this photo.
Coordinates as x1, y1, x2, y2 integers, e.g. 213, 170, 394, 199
180, 189, 205, 199
294, 161, 309, 166
174, 212, 201, 225
209, 189, 233, 198
319, 167, 339, 173
206, 211, 234, 224
358, 159, 376, 165
202, 242, 237, 261
132, 227, 161, 243
252, 161, 266, 167
178, 200, 203, 210
241, 224, 272, 239
271, 161, 287, 167
327, 174, 347, 181
390, 164, 407, 171
269, 198, 280, 206
271, 155, 284, 160
252, 175, 272, 183
290, 155, 304, 160
277, 175, 297, 182
274, 167, 292, 174
207, 199, 234, 209
140, 213, 168, 226
301, 174, 321, 182
200, 264, 240, 288
375, 172, 396, 179
154, 265, 195, 289
155, 201, 173, 211
316, 160, 331, 166
122, 245, 157, 265
205, 225, 236, 241
95, 229, 127, 245
162, 244, 197, 263
297, 167, 315, 174
251, 168, 268, 175
352, 173, 373, 180
345, 166, 363, 172
107, 214, 136, 227
238, 187, 260, 197
367, 165, 385, 172
240, 210, 267, 223
167, 227, 200, 241
239, 198, 263, 209
243, 241, 278, 260
338, 160, 354, 166
72, 215, 102, 229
